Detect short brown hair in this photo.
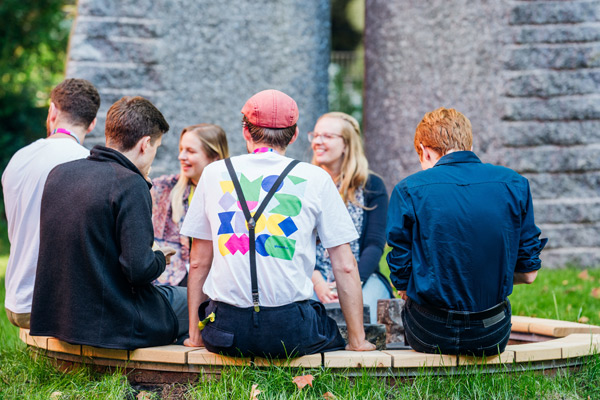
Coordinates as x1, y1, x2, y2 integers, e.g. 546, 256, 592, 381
414, 107, 472, 158
105, 96, 169, 151
50, 79, 100, 128
242, 115, 296, 149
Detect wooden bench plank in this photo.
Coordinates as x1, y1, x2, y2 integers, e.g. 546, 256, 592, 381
25, 332, 51, 350
548, 333, 600, 359
458, 350, 515, 366
323, 350, 392, 368
510, 316, 532, 333
130, 345, 198, 364
253, 354, 322, 367
505, 341, 562, 362
383, 350, 457, 368
187, 348, 251, 366
82, 345, 128, 360
47, 338, 81, 355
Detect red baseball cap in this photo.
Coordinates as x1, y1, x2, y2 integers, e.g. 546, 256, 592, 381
241, 89, 299, 128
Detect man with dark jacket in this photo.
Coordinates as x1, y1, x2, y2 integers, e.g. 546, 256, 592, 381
386, 107, 547, 356
30, 96, 188, 350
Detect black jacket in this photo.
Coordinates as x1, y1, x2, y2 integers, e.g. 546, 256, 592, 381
30, 145, 178, 349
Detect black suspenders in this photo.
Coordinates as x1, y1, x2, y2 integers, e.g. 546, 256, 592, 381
224, 157, 300, 312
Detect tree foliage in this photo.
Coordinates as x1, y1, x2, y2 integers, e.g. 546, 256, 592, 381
0, 0, 72, 172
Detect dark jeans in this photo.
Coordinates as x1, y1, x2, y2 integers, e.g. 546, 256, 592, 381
155, 285, 189, 344
199, 299, 345, 359
402, 298, 512, 356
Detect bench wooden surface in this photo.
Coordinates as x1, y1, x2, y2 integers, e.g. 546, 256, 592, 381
18, 316, 600, 373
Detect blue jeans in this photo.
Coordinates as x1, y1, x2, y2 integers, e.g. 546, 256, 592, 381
402, 298, 512, 356
199, 299, 345, 358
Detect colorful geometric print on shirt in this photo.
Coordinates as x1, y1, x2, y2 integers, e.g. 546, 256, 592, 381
216, 170, 307, 261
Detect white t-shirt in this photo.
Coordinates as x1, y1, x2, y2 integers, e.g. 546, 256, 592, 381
181, 152, 358, 307
3, 138, 89, 314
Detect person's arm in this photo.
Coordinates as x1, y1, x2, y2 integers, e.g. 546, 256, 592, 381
329, 244, 376, 352
183, 238, 213, 347
311, 270, 338, 303
385, 184, 415, 293
357, 175, 388, 282
514, 180, 547, 279
117, 176, 166, 285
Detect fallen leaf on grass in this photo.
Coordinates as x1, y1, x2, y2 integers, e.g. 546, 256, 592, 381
562, 280, 569, 286
579, 316, 590, 323
50, 392, 62, 400
578, 270, 591, 281
250, 384, 261, 399
591, 288, 600, 299
136, 391, 153, 400
292, 374, 314, 390
323, 391, 337, 399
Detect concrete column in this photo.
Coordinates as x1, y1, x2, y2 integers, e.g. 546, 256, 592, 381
364, 0, 600, 267
66, 0, 330, 170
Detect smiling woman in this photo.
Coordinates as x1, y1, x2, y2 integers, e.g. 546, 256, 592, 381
151, 124, 229, 286
309, 112, 393, 323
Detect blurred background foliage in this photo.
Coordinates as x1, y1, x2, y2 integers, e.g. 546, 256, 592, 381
0, 0, 75, 253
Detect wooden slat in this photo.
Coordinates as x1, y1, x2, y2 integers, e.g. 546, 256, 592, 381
47, 338, 81, 355
253, 354, 322, 367
323, 351, 392, 368
130, 345, 198, 364
187, 348, 251, 366
384, 350, 457, 368
82, 345, 128, 360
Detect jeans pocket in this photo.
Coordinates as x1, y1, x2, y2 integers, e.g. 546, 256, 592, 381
202, 324, 234, 349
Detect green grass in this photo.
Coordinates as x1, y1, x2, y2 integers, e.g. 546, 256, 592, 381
2, 255, 600, 399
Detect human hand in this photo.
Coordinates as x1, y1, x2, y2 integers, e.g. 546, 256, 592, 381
160, 246, 177, 264
345, 339, 376, 352
314, 280, 339, 303
183, 337, 204, 347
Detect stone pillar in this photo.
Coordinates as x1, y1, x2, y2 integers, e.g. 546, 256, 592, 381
66, 0, 330, 173
365, 0, 600, 267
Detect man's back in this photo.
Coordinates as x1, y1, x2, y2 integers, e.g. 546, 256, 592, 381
389, 151, 543, 311
2, 138, 88, 315
30, 146, 178, 349
182, 151, 358, 307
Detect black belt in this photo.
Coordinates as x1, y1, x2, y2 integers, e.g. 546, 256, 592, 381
409, 299, 508, 323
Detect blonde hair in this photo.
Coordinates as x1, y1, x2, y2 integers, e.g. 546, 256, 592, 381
171, 124, 229, 223
414, 107, 472, 158
311, 112, 370, 208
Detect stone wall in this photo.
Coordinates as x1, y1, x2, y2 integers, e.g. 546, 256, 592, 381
365, 0, 600, 268
66, 0, 330, 174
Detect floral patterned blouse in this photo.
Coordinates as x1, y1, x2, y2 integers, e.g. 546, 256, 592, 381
315, 187, 364, 282
151, 174, 192, 285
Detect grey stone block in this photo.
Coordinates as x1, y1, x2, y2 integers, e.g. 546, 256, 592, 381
79, 0, 159, 18
539, 223, 600, 250
73, 18, 165, 39
324, 303, 370, 324
499, 121, 600, 147
534, 199, 600, 224
541, 248, 600, 269
510, 2, 600, 25
69, 37, 162, 64
68, 65, 166, 91
504, 70, 600, 98
502, 97, 600, 122
514, 25, 600, 44
527, 172, 600, 200
505, 44, 600, 71
502, 145, 600, 174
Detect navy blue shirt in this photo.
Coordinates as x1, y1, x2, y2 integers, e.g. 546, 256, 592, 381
386, 151, 547, 312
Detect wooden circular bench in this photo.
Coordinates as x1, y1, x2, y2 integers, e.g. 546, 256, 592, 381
19, 316, 600, 383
